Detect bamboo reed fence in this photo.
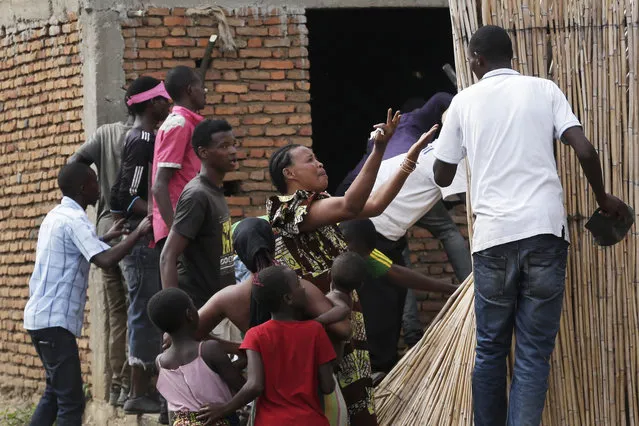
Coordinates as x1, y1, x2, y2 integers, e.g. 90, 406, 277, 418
375, 0, 639, 424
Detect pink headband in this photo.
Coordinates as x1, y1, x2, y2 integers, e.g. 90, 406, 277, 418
126, 82, 172, 106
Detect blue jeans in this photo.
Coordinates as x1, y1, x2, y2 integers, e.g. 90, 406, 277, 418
402, 200, 473, 346
120, 239, 162, 368
29, 327, 85, 426
472, 234, 568, 426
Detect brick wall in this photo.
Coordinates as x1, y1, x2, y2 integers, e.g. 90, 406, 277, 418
121, 5, 468, 326
121, 6, 312, 222
0, 13, 88, 391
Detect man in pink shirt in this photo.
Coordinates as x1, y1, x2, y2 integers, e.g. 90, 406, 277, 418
150, 66, 206, 424
151, 66, 207, 248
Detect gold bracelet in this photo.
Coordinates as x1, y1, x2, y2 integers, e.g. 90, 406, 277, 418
403, 158, 418, 166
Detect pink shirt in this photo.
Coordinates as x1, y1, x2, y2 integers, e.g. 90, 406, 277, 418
156, 342, 234, 412
151, 106, 204, 243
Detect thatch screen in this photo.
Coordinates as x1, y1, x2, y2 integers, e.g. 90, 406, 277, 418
375, 1, 638, 424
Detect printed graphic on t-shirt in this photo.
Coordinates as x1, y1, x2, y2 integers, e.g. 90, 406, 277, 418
220, 217, 234, 279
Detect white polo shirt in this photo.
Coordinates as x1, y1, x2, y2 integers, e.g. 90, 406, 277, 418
433, 68, 581, 253
370, 143, 467, 241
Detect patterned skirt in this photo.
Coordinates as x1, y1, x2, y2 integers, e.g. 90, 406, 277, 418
173, 411, 240, 426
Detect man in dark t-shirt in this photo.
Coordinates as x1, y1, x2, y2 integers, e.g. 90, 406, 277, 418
160, 119, 238, 309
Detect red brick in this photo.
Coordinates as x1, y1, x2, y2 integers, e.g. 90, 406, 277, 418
239, 48, 271, 58
294, 59, 310, 69
239, 93, 271, 102
147, 7, 170, 16
245, 59, 260, 69
266, 127, 296, 136
243, 116, 272, 126
242, 182, 273, 191
260, 60, 294, 70
247, 127, 265, 136
264, 105, 295, 114
295, 81, 310, 91
243, 159, 269, 168
239, 70, 270, 80
248, 105, 264, 113
271, 93, 286, 101
171, 28, 187, 36
215, 105, 246, 115
286, 92, 311, 102
266, 82, 294, 91
288, 114, 311, 125
164, 16, 189, 26
289, 47, 308, 58
165, 38, 195, 47
139, 49, 173, 59
143, 17, 163, 26
268, 27, 283, 36
287, 70, 309, 80
249, 83, 266, 91
247, 38, 262, 47
298, 126, 312, 136
222, 71, 239, 80
236, 27, 268, 36
227, 196, 251, 206
216, 83, 248, 93
223, 94, 239, 103
263, 38, 291, 48
135, 27, 169, 37
213, 59, 245, 69
173, 7, 187, 16
147, 39, 163, 49
270, 71, 285, 80
242, 137, 273, 148
162, 59, 196, 68
288, 24, 308, 35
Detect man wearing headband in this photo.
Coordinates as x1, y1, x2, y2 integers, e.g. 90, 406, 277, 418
109, 76, 171, 415
151, 66, 207, 252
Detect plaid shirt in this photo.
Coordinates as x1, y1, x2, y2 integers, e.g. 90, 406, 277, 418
24, 197, 110, 336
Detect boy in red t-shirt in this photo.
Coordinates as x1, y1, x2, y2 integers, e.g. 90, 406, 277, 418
197, 265, 336, 426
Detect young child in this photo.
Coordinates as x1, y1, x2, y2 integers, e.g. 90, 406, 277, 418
197, 265, 336, 426
314, 251, 369, 362
148, 288, 245, 426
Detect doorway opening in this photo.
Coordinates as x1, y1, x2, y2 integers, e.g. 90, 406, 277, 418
307, 8, 456, 194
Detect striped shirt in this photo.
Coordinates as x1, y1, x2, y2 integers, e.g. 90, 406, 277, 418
110, 127, 155, 217
24, 197, 110, 336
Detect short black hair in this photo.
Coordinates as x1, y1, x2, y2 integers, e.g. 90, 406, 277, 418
339, 219, 377, 252
125, 76, 162, 116
191, 119, 233, 158
331, 252, 368, 292
469, 25, 513, 63
268, 144, 302, 194
253, 265, 293, 313
58, 163, 93, 197
147, 288, 193, 334
401, 98, 426, 113
165, 65, 200, 101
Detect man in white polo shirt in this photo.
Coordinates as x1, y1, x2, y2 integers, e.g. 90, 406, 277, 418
360, 141, 468, 373
432, 25, 630, 426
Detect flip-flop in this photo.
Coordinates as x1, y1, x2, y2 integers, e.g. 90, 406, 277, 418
585, 205, 635, 247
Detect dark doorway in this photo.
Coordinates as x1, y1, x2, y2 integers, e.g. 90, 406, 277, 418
307, 8, 456, 194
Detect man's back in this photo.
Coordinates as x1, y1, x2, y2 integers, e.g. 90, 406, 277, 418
435, 70, 581, 252
72, 122, 132, 220
370, 146, 467, 241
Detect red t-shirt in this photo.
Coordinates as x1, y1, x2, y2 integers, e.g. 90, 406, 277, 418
151, 106, 204, 244
240, 320, 336, 426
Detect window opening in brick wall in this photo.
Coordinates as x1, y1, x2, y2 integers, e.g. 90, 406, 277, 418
307, 8, 456, 194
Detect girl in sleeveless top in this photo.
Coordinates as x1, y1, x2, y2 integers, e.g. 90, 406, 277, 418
148, 288, 245, 425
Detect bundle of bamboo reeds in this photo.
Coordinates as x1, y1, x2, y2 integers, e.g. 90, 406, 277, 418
375, 0, 638, 424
